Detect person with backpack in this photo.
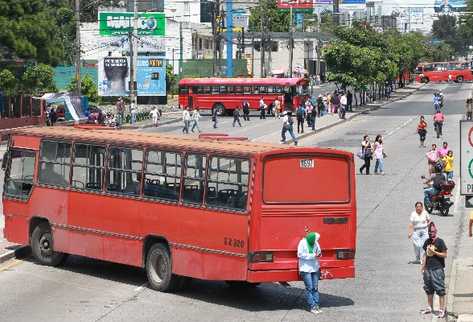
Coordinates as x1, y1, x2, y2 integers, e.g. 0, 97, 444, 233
281, 111, 298, 146
296, 104, 306, 134
359, 135, 373, 175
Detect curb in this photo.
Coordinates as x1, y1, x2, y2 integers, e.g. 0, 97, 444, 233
447, 258, 459, 319
0, 245, 30, 265
285, 87, 421, 144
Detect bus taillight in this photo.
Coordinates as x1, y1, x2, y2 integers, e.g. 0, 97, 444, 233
249, 252, 274, 263
336, 249, 355, 260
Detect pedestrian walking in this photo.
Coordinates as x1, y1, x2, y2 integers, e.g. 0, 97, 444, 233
421, 222, 448, 319
442, 150, 454, 180
305, 100, 313, 128
437, 141, 449, 158
280, 111, 298, 146
116, 97, 124, 126
182, 107, 191, 134
417, 116, 427, 148
310, 105, 316, 131
373, 135, 385, 175
340, 92, 347, 114
49, 107, 57, 126
347, 90, 353, 112
426, 144, 439, 175
212, 106, 218, 128
259, 97, 266, 119
316, 94, 324, 117
466, 95, 473, 120
130, 102, 137, 124
408, 201, 431, 264
433, 110, 445, 139
326, 93, 332, 113
150, 107, 160, 127
274, 97, 281, 118
242, 100, 250, 121
296, 104, 306, 134
359, 135, 372, 175
191, 108, 201, 133
298, 232, 322, 314
233, 107, 242, 127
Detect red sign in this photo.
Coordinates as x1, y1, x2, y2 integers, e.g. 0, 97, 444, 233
277, 0, 314, 9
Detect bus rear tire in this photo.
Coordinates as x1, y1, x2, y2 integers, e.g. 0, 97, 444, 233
146, 243, 180, 292
456, 76, 464, 83
31, 223, 67, 266
212, 103, 226, 116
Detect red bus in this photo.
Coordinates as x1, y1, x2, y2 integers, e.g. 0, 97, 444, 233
2, 126, 356, 291
415, 61, 473, 83
178, 77, 310, 115
0, 95, 46, 130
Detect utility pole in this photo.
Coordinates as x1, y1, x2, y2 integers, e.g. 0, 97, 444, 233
251, 35, 255, 77
260, 13, 265, 77
226, 0, 233, 77
289, 6, 294, 77
212, 0, 221, 76
129, 0, 138, 108
267, 17, 272, 76
179, 21, 183, 76
74, 0, 81, 96
316, 10, 321, 81
333, 0, 340, 26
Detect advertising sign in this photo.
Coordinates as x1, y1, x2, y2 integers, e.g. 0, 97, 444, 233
460, 121, 473, 194
277, 0, 313, 9
340, 0, 366, 10
136, 57, 166, 96
435, 0, 466, 13
99, 12, 165, 36
98, 56, 130, 97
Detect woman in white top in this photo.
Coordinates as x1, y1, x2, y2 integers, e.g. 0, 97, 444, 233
297, 232, 322, 314
408, 201, 431, 264
374, 134, 385, 175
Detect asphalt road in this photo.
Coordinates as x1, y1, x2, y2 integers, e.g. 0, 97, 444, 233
0, 83, 470, 322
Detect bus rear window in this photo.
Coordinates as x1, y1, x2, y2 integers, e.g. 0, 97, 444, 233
263, 155, 350, 204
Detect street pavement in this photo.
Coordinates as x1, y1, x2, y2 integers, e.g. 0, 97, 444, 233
0, 82, 472, 321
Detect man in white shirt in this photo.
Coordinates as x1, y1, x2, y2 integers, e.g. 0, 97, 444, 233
298, 232, 322, 314
182, 107, 191, 134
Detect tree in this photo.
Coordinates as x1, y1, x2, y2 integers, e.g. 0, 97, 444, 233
166, 64, 177, 95
432, 14, 467, 55
249, 0, 289, 32
66, 74, 98, 102
0, 69, 17, 96
21, 64, 57, 95
80, 0, 126, 22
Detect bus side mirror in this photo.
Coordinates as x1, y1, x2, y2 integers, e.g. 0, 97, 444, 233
2, 151, 10, 171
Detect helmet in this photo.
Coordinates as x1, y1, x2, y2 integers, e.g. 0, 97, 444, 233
434, 161, 444, 173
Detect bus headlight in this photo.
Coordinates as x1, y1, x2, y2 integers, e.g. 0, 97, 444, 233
249, 252, 273, 263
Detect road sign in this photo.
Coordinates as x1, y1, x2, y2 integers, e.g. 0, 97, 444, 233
465, 196, 473, 208
98, 12, 165, 37
460, 121, 473, 194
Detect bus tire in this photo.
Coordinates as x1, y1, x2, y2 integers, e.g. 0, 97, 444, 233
421, 77, 429, 83
31, 223, 67, 266
146, 243, 180, 292
212, 103, 226, 116
456, 76, 464, 83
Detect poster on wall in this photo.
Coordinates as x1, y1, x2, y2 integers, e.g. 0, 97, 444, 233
277, 0, 313, 9
434, 0, 466, 13
98, 56, 130, 97
136, 57, 166, 96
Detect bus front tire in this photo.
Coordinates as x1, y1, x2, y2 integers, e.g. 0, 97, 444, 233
146, 243, 181, 292
212, 103, 226, 116
421, 77, 429, 83
31, 223, 67, 266
456, 76, 464, 83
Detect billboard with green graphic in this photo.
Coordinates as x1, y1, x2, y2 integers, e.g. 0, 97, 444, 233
99, 12, 165, 36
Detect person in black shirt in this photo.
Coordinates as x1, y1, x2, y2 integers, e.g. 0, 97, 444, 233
421, 222, 448, 318
242, 100, 250, 121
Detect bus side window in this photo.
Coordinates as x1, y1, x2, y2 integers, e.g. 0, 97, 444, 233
206, 157, 249, 212
107, 147, 143, 196
144, 150, 181, 202
4, 149, 35, 200
38, 140, 71, 187
182, 154, 206, 205
179, 86, 188, 94
72, 143, 105, 191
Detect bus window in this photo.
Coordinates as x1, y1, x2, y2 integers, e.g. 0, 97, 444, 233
39, 141, 71, 187
259, 86, 267, 93
220, 86, 227, 93
267, 86, 274, 93
206, 157, 249, 211
203, 86, 211, 94
4, 149, 35, 199
211, 86, 220, 94
183, 154, 206, 205
192, 86, 199, 94
179, 86, 189, 94
297, 85, 309, 95
144, 151, 182, 202
72, 144, 106, 190
235, 86, 243, 94
243, 86, 251, 94
107, 147, 143, 196
227, 86, 235, 93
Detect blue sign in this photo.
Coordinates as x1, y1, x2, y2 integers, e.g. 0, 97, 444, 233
294, 12, 304, 31
342, 0, 365, 3
136, 57, 166, 96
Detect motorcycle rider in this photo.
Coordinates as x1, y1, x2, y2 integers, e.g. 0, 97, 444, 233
423, 164, 446, 206
433, 110, 445, 139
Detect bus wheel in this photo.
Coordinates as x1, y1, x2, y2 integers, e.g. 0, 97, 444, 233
146, 243, 180, 292
456, 76, 464, 83
31, 223, 67, 266
213, 103, 226, 116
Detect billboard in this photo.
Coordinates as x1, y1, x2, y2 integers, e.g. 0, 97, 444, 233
434, 0, 467, 13
277, 0, 313, 9
99, 12, 165, 36
98, 56, 130, 97
340, 0, 366, 10
136, 57, 166, 96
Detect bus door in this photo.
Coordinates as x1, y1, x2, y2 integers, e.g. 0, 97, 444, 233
188, 86, 195, 108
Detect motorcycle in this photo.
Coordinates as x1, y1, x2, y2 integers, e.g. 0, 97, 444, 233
424, 180, 455, 216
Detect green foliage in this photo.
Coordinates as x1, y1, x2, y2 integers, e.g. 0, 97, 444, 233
0, 69, 17, 96
66, 74, 98, 102
432, 15, 467, 55
249, 0, 289, 32
21, 63, 57, 95
166, 64, 177, 95
80, 0, 125, 22
426, 43, 455, 62
0, 0, 75, 65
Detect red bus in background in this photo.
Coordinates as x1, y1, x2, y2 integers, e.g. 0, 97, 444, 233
0, 95, 46, 130
178, 78, 310, 115
3, 126, 356, 292
415, 61, 473, 83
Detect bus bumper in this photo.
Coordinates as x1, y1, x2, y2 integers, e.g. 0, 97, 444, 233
247, 266, 355, 282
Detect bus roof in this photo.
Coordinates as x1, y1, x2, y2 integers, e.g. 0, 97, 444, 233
9, 126, 352, 158
179, 77, 307, 87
